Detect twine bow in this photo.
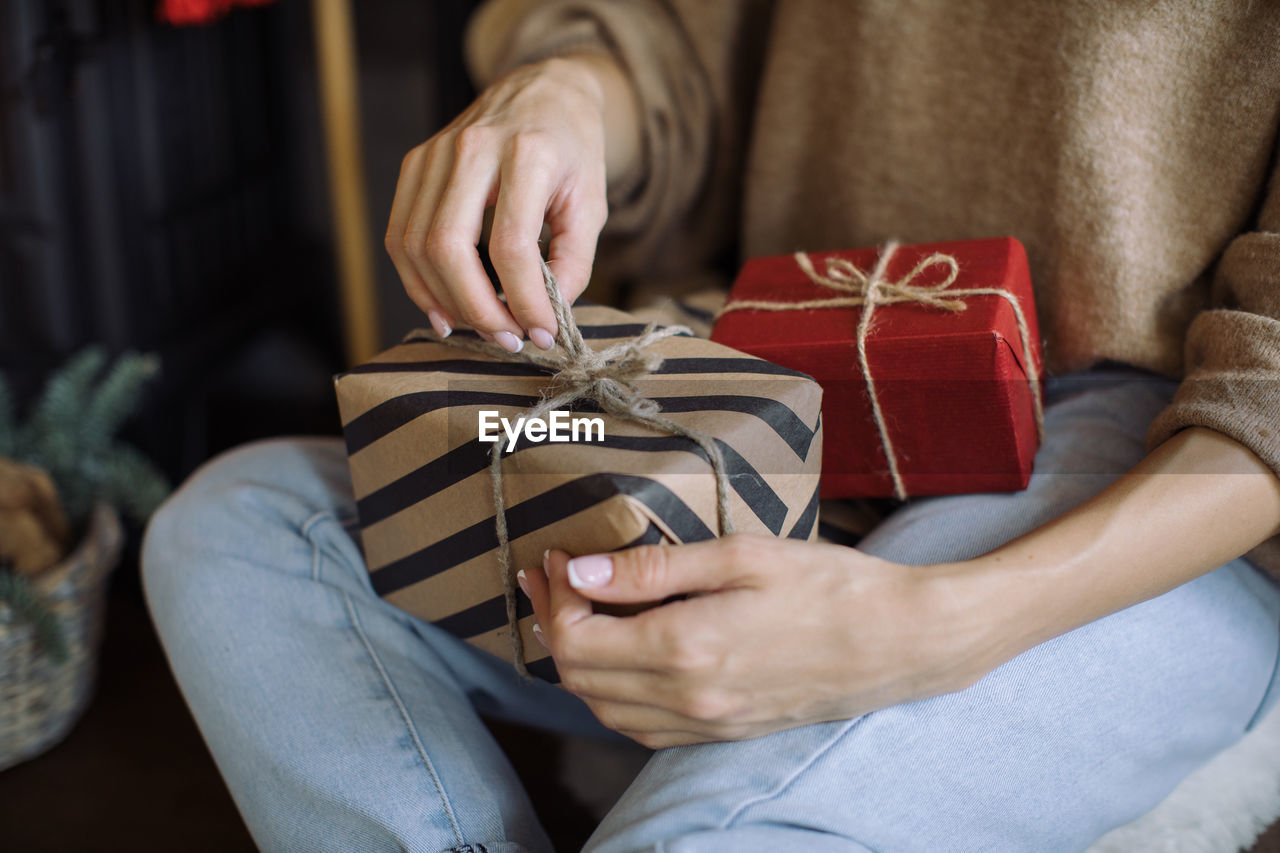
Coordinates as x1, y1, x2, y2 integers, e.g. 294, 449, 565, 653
717, 241, 1044, 500
423, 260, 735, 678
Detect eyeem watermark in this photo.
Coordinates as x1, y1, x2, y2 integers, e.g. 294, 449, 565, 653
478, 410, 605, 451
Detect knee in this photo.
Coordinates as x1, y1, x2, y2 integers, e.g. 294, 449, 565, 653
142, 437, 349, 621
1034, 378, 1173, 479
144, 438, 307, 551
142, 440, 277, 611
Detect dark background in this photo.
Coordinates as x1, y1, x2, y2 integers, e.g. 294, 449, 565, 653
0, 0, 474, 471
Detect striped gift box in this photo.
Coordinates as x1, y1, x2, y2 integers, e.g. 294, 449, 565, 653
335, 303, 824, 681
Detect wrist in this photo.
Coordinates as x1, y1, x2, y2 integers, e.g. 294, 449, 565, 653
543, 53, 643, 187
921, 557, 1043, 687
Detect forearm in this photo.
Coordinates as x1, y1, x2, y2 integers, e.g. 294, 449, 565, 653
961, 427, 1280, 665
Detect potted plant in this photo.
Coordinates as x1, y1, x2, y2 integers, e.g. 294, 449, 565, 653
0, 349, 169, 770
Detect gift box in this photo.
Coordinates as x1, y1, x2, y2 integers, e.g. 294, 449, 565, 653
335, 303, 823, 681
711, 237, 1043, 500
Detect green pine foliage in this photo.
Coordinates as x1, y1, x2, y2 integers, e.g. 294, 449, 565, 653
95, 444, 173, 528
20, 349, 107, 480
80, 352, 161, 461
0, 565, 68, 664
1, 347, 170, 528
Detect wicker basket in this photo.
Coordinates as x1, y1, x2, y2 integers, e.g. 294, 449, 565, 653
0, 503, 123, 771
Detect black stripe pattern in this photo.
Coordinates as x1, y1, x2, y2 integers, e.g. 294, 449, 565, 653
344, 356, 813, 381
787, 484, 821, 540
355, 432, 791, 533
369, 474, 712, 596
343, 391, 814, 459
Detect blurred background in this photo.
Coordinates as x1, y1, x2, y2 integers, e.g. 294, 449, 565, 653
1, 0, 475, 465
0, 2, 623, 849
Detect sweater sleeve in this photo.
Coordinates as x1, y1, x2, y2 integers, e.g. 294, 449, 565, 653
1146, 150, 1280, 574
464, 0, 773, 280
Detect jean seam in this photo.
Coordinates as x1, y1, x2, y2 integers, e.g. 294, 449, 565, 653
304, 510, 380, 600
331, 551, 467, 849
302, 511, 340, 582
719, 716, 873, 837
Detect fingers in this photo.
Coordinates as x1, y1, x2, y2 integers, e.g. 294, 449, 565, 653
399, 141, 471, 328
558, 665, 749, 732
392, 128, 592, 351
387, 146, 452, 333
526, 549, 637, 661
388, 138, 604, 348
427, 128, 526, 350
584, 694, 757, 747
489, 137, 561, 348
616, 730, 712, 750
386, 55, 618, 347
544, 548, 595, 629
537, 549, 670, 670
393, 130, 525, 350
558, 662, 675, 707
544, 180, 607, 306
517, 561, 551, 628
582, 700, 712, 743
525, 550, 764, 748
563, 536, 763, 605
539, 548, 753, 672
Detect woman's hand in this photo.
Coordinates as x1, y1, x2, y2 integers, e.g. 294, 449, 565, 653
385, 54, 639, 351
518, 535, 1005, 749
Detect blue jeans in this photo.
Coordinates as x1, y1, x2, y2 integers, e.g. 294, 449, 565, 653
142, 371, 1280, 852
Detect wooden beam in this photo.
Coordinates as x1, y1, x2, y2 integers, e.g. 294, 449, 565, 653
312, 0, 379, 365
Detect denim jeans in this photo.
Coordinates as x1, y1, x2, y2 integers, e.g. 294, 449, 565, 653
142, 370, 1280, 852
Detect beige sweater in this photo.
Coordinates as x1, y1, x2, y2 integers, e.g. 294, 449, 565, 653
467, 0, 1280, 571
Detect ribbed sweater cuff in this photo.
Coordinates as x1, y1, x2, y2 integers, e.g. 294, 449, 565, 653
1146, 310, 1280, 575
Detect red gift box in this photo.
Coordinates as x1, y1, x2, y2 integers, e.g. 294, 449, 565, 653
710, 237, 1043, 499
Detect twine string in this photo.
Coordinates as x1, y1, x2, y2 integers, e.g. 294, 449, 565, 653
423, 259, 735, 678
716, 241, 1045, 500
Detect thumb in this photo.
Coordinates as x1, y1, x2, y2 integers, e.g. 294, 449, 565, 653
565, 538, 753, 604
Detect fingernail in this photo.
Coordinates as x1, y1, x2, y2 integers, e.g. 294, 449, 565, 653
427, 310, 452, 338
495, 331, 524, 353
532, 623, 548, 649
567, 555, 613, 589
516, 569, 531, 599
543, 549, 551, 572
529, 327, 556, 350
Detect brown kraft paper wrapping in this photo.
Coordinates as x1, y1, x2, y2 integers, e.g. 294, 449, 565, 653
335, 303, 824, 681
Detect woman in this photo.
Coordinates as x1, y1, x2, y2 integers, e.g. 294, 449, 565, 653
144, 2, 1280, 850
